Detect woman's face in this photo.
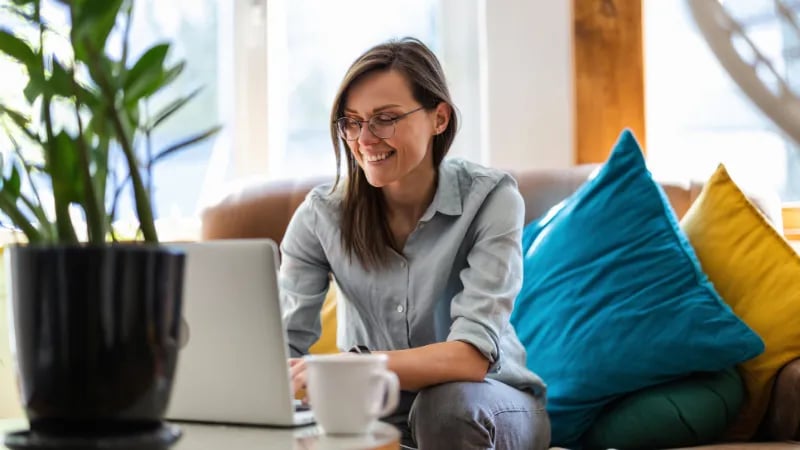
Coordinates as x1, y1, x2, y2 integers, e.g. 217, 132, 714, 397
342, 69, 448, 188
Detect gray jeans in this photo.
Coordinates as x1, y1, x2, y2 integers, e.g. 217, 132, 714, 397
384, 379, 551, 450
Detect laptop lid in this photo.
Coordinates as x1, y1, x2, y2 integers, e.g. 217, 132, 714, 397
165, 239, 306, 426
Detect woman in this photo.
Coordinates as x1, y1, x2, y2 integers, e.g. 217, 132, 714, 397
280, 37, 550, 449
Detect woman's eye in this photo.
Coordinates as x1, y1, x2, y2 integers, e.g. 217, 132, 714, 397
373, 115, 395, 125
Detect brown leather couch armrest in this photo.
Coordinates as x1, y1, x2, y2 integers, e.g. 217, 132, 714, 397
763, 357, 800, 440
200, 176, 330, 243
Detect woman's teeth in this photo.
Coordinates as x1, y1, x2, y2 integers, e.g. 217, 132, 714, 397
364, 151, 394, 162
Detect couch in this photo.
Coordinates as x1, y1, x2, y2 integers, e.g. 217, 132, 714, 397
200, 164, 800, 448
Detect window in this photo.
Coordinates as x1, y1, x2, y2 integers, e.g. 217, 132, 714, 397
0, 0, 230, 228
0, 0, 482, 229
644, 0, 800, 201
265, 0, 481, 180
114, 0, 229, 223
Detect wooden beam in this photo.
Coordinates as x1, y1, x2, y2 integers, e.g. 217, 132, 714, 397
573, 0, 645, 164
783, 203, 800, 241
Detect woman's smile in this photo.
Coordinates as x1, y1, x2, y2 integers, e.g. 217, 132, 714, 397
362, 149, 397, 164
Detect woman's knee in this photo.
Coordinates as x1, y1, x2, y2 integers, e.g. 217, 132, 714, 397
410, 382, 496, 448
409, 380, 550, 450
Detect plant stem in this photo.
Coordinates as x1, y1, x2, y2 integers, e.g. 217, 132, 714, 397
144, 101, 154, 204
121, 0, 132, 68
40, 19, 78, 244
72, 72, 104, 243
85, 39, 157, 242
3, 123, 53, 239
114, 112, 157, 241
0, 194, 42, 243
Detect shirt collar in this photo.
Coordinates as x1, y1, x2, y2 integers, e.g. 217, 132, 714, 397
420, 160, 463, 222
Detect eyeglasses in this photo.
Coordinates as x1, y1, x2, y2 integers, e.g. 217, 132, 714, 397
334, 106, 425, 141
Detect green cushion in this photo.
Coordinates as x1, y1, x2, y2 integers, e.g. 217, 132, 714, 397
582, 368, 744, 450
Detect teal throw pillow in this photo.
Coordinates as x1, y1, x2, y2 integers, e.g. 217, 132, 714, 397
509, 129, 764, 448
583, 368, 744, 449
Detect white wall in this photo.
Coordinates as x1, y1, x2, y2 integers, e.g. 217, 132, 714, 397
482, 0, 574, 171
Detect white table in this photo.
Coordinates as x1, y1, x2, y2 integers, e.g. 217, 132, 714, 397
0, 419, 401, 450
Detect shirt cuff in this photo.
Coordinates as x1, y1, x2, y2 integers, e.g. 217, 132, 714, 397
447, 318, 502, 373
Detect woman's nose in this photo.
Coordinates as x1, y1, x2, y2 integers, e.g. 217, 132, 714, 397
357, 123, 381, 146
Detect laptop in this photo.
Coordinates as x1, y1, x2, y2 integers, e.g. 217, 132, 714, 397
165, 239, 315, 427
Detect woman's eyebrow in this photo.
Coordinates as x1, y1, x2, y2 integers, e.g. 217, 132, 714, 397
344, 104, 403, 115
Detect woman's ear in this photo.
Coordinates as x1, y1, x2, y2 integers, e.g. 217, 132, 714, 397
433, 102, 452, 135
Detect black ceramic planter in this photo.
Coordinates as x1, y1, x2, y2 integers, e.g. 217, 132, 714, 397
6, 244, 185, 437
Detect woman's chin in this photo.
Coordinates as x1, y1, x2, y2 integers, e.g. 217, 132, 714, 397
364, 174, 391, 188
359, 163, 394, 188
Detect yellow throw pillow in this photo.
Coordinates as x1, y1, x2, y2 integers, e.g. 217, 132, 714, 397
308, 282, 338, 355
680, 164, 800, 440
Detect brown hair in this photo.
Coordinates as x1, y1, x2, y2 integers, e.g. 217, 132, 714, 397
330, 37, 458, 269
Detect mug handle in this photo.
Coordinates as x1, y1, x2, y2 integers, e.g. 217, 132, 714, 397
369, 370, 400, 418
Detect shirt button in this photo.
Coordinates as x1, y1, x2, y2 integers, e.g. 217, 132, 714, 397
396, 304, 405, 313
399, 260, 407, 268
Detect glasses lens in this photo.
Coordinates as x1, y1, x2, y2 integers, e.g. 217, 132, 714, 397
337, 118, 360, 140
369, 115, 395, 139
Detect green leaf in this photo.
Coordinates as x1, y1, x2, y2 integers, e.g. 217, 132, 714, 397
111, 125, 221, 226
83, 53, 119, 97
149, 87, 202, 130
70, 0, 124, 63
0, 29, 37, 68
0, 105, 30, 131
92, 135, 109, 215
159, 61, 184, 90
49, 57, 73, 98
149, 125, 222, 166
6, 165, 21, 198
0, 190, 42, 243
5, 128, 53, 239
22, 50, 46, 104
124, 43, 170, 104
53, 61, 102, 108
1, 111, 39, 144
0, 5, 37, 26
48, 131, 84, 204
126, 101, 139, 128
86, 114, 109, 138
20, 57, 96, 104
23, 74, 42, 103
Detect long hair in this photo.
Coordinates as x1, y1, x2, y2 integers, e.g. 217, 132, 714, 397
330, 37, 458, 269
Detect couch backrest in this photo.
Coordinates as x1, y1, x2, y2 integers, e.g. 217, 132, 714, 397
509, 165, 705, 223
200, 165, 779, 243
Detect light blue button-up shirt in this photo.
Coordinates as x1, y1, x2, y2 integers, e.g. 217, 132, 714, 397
279, 158, 546, 396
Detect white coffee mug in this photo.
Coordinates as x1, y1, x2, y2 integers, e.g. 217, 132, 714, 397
304, 353, 400, 435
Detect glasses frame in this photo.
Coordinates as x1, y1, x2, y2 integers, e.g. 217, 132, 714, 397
334, 106, 425, 141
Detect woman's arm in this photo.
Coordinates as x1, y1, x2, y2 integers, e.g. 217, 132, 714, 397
378, 341, 490, 391
279, 195, 332, 357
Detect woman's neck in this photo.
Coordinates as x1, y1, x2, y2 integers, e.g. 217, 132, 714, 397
382, 163, 437, 224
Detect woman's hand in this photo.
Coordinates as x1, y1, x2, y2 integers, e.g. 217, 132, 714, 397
289, 358, 307, 400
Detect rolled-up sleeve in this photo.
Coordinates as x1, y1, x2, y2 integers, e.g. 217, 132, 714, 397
447, 178, 525, 373
279, 195, 331, 357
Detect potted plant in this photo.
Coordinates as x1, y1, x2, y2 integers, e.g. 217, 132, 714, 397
0, 0, 218, 446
